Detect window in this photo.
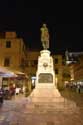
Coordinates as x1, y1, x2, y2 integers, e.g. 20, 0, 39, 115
62, 60, 65, 65
6, 41, 11, 48
21, 58, 25, 64
34, 60, 37, 65
55, 69, 58, 74
31, 61, 34, 67
55, 58, 58, 64
4, 58, 10, 66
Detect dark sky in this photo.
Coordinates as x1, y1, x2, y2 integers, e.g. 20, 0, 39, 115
0, 1, 83, 54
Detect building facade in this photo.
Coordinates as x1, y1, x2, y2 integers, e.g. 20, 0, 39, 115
0, 32, 27, 73
65, 51, 83, 84
53, 55, 64, 88
25, 50, 39, 77
72, 55, 83, 82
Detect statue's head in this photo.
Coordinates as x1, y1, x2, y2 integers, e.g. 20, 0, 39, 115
43, 23, 47, 27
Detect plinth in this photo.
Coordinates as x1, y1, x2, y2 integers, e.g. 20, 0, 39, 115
30, 50, 64, 102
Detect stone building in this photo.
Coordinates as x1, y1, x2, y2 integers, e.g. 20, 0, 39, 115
0, 32, 27, 72
0, 32, 27, 88
71, 55, 83, 82
65, 50, 83, 84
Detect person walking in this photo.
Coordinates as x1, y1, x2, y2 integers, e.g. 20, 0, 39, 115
77, 84, 81, 93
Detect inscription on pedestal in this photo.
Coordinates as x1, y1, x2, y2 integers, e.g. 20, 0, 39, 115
38, 73, 53, 83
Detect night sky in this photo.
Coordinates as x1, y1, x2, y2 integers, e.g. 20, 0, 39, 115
0, 1, 83, 54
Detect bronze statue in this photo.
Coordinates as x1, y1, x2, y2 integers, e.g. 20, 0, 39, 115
40, 24, 49, 49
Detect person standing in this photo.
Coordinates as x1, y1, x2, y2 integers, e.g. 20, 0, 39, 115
77, 84, 81, 93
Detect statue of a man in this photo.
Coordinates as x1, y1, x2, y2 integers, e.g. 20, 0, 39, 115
40, 24, 49, 49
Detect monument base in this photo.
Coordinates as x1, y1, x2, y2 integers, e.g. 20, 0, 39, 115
27, 87, 77, 113
29, 85, 62, 103
29, 49, 62, 103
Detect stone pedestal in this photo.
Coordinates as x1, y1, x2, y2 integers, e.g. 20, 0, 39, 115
30, 50, 62, 102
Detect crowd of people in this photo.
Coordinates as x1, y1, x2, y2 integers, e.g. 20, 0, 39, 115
0, 84, 29, 104
64, 81, 83, 93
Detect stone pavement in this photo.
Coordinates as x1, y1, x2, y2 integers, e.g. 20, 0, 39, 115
0, 93, 83, 125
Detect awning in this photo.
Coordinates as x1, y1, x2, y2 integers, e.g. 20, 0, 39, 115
0, 67, 28, 79
0, 67, 17, 77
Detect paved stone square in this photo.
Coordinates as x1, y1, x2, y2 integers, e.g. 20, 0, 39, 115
0, 91, 83, 125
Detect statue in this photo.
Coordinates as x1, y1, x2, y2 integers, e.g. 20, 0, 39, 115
40, 24, 49, 49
